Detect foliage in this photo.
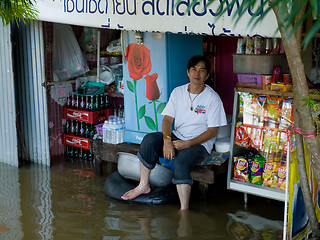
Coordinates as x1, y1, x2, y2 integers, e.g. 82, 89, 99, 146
188, 0, 319, 49
0, 0, 38, 25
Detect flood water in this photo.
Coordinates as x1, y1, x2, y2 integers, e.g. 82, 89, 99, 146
0, 158, 285, 240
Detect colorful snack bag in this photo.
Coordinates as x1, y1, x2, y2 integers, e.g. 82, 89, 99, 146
235, 122, 250, 148
242, 93, 254, 127
279, 98, 294, 151
250, 95, 267, 151
276, 158, 287, 190
279, 98, 294, 128
234, 156, 249, 182
238, 92, 252, 118
266, 96, 282, 128
262, 160, 279, 187
250, 156, 264, 185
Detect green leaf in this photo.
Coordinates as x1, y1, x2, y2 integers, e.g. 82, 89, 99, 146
144, 116, 157, 131
156, 102, 167, 114
138, 105, 146, 119
127, 80, 135, 93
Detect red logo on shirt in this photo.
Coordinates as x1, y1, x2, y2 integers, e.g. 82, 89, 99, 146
194, 105, 206, 114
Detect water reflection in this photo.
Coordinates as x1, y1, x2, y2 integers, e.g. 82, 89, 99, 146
103, 205, 220, 239
0, 160, 284, 240
0, 163, 23, 240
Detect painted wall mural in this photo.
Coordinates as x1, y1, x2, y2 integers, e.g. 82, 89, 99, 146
125, 43, 166, 132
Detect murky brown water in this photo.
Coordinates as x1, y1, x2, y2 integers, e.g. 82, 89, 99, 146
0, 159, 284, 239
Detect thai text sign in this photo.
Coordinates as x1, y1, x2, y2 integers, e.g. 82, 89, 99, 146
35, 0, 279, 37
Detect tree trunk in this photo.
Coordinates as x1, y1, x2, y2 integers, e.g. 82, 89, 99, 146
294, 108, 320, 238
272, 4, 320, 186
272, 3, 320, 238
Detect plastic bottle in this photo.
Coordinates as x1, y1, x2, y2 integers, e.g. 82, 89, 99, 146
120, 118, 125, 143
113, 121, 119, 144
115, 120, 122, 144
106, 120, 111, 144
102, 120, 108, 143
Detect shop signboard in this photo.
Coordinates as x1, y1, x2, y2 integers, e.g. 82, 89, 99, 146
35, 0, 280, 37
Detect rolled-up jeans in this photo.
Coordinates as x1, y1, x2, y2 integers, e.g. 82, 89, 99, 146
137, 132, 208, 185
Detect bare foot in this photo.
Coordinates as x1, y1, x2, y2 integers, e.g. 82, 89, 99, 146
121, 185, 151, 200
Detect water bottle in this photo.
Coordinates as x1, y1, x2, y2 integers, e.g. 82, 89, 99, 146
115, 120, 122, 144
120, 119, 125, 143
110, 120, 116, 144
106, 120, 112, 143
102, 120, 108, 143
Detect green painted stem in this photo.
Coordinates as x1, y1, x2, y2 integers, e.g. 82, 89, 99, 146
134, 80, 140, 130
153, 100, 158, 131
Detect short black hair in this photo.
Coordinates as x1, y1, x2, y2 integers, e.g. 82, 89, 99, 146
187, 55, 211, 73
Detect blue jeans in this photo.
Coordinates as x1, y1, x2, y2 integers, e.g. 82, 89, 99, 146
137, 132, 208, 185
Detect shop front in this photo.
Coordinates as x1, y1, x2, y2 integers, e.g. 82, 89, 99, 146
2, 0, 319, 238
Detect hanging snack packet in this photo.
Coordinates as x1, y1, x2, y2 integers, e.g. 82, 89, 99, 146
238, 92, 253, 120
279, 98, 294, 129
234, 156, 249, 182
251, 95, 267, 151
250, 156, 264, 185
262, 160, 278, 187
266, 96, 282, 128
235, 122, 250, 148
279, 98, 294, 151
276, 158, 287, 190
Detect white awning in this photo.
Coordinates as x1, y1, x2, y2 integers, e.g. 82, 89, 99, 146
34, 0, 280, 37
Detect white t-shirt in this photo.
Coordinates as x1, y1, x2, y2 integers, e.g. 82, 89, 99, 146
161, 84, 227, 153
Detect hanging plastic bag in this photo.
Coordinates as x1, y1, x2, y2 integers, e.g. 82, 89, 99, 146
52, 23, 89, 81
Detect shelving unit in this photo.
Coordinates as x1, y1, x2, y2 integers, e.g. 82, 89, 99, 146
227, 89, 288, 202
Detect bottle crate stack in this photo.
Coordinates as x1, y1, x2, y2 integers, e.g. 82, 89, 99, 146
63, 82, 112, 160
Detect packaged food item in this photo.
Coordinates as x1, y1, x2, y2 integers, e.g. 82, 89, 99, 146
254, 37, 264, 54
276, 158, 287, 190
236, 38, 246, 54
235, 122, 250, 148
250, 95, 267, 150
250, 155, 264, 185
263, 160, 279, 187
272, 38, 280, 54
265, 38, 272, 54
242, 93, 254, 126
245, 37, 254, 54
272, 66, 282, 83
279, 98, 294, 149
262, 75, 272, 90
234, 156, 250, 182
263, 128, 280, 158
282, 74, 292, 84
238, 92, 252, 118
266, 96, 282, 127
270, 83, 293, 92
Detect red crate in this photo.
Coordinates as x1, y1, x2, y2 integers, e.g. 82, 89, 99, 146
63, 134, 90, 150
63, 107, 112, 123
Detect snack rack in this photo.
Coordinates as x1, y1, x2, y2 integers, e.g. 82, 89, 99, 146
226, 88, 294, 202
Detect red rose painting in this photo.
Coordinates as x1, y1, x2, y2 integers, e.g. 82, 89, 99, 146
126, 43, 166, 132
126, 43, 152, 80
145, 73, 160, 101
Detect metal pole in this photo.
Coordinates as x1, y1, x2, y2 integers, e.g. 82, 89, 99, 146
97, 29, 101, 82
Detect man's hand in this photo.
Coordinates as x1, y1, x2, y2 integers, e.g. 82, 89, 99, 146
172, 140, 191, 150
163, 139, 175, 160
